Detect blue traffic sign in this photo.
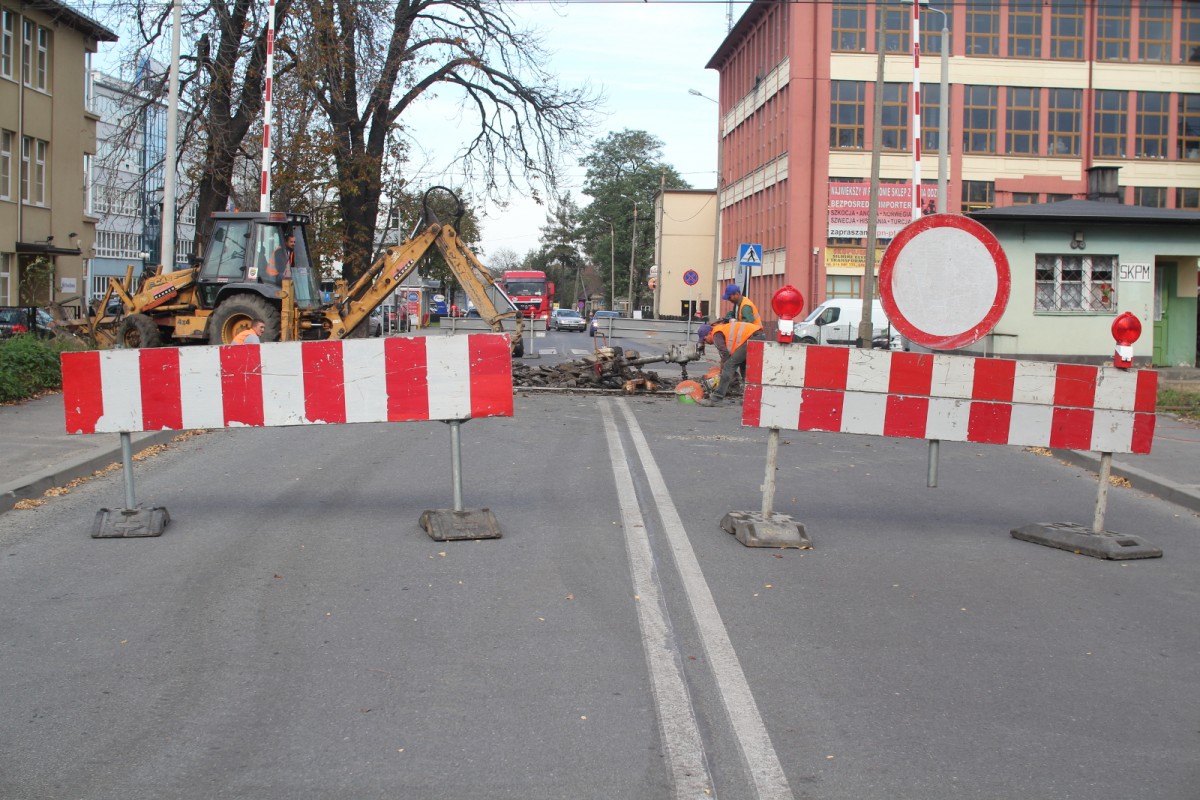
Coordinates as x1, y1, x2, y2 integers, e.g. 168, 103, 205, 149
683, 269, 700, 286
738, 243, 763, 268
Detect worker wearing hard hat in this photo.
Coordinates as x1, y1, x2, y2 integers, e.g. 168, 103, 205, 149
696, 317, 764, 407
721, 284, 760, 325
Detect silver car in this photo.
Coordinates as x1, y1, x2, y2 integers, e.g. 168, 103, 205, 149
551, 308, 586, 331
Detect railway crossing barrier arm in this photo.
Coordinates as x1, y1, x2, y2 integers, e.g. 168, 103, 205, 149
61, 334, 514, 540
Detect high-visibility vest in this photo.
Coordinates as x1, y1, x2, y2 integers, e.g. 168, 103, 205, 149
712, 319, 763, 352
232, 328, 259, 345
734, 296, 761, 324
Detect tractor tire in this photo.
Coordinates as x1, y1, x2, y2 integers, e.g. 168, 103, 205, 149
209, 295, 281, 344
118, 313, 161, 349
512, 339, 525, 358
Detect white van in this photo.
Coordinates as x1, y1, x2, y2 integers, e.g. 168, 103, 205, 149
794, 299, 898, 348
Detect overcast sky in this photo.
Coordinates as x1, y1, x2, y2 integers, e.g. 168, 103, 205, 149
402, 0, 746, 259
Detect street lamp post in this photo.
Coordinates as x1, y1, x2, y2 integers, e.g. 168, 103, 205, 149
599, 218, 615, 310
626, 199, 638, 317
689, 88, 721, 318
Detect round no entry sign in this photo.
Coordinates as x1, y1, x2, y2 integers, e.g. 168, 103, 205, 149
879, 214, 1011, 350
683, 270, 699, 286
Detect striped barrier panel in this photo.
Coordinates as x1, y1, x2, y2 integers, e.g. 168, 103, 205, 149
62, 334, 514, 435
742, 342, 1156, 454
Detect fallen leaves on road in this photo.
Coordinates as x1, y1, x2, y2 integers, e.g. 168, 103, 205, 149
12, 499, 45, 509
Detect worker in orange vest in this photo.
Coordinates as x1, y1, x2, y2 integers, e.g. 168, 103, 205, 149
720, 284, 761, 325
232, 319, 267, 345
696, 317, 764, 406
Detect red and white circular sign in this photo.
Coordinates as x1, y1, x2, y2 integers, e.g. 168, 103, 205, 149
879, 214, 1011, 350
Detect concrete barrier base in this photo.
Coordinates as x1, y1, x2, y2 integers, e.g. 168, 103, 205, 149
420, 509, 502, 541
92, 506, 170, 538
720, 511, 812, 549
1011, 522, 1162, 560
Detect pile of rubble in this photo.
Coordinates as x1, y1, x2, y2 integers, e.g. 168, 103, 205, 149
512, 346, 695, 393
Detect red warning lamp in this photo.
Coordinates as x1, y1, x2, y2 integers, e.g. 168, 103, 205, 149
1111, 312, 1142, 369
771, 285, 805, 343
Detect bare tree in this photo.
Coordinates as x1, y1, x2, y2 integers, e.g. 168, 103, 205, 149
291, 0, 601, 282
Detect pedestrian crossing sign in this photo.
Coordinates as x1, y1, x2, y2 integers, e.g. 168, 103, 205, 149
738, 243, 763, 269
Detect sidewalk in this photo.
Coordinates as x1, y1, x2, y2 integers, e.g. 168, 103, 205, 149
0, 392, 180, 512
3, 383, 1198, 516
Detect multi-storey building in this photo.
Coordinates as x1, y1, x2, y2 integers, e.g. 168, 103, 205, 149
90, 69, 197, 302
706, 0, 1199, 325
0, 0, 116, 306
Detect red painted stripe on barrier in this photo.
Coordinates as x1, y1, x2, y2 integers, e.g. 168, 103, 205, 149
1049, 407, 1094, 450
1131, 412, 1156, 454
884, 395, 928, 438
972, 358, 1016, 402
799, 388, 843, 431
385, 336, 430, 421
805, 347, 849, 390
1054, 364, 1098, 409
745, 341, 764, 386
468, 335, 514, 418
220, 345, 265, 427
742, 384, 763, 427
967, 401, 1012, 444
62, 351, 103, 434
139, 348, 183, 430
888, 352, 933, 396
302, 341, 347, 424
1134, 370, 1158, 413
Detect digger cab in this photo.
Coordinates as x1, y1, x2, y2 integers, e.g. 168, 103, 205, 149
198, 211, 322, 310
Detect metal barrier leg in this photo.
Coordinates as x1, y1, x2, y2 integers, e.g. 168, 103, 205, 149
718, 427, 811, 549
91, 431, 170, 538
419, 419, 502, 541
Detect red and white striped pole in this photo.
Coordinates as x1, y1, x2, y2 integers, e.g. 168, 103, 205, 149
259, 0, 276, 212
910, 0, 922, 221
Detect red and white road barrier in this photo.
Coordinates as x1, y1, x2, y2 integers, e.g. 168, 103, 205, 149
63, 334, 514, 435
742, 343, 1156, 454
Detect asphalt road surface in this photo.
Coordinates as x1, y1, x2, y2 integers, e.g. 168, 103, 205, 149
1, 390, 1197, 799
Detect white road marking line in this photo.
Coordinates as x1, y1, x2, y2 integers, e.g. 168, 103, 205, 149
598, 400, 714, 799
616, 398, 795, 800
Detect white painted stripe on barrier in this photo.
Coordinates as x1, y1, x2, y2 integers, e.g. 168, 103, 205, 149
846, 348, 889, 393
759, 385, 801, 430
761, 340, 806, 387
842, 391, 887, 436
98, 350, 142, 433
1094, 369, 1137, 412
1092, 410, 1135, 453
427, 336, 471, 420
262, 342, 305, 427
179, 346, 224, 430
931, 354, 974, 399
926, 396, 969, 440
1009, 403, 1054, 448
1012, 361, 1056, 406
344, 338, 387, 424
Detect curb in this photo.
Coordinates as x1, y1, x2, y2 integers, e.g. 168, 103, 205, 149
0, 429, 182, 515
1051, 448, 1200, 515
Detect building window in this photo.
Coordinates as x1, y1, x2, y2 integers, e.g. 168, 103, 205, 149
965, 0, 1000, 56
1132, 187, 1166, 207
1138, 0, 1171, 63
827, 275, 861, 299
962, 180, 994, 211
1135, 92, 1168, 158
880, 83, 908, 151
0, 252, 10, 304
876, 6, 909, 53
830, 81, 865, 149
19, 19, 47, 91
1047, 193, 1075, 202
1179, 94, 1200, 159
1095, 0, 1130, 62
1177, 187, 1200, 209
963, 85, 997, 153
1008, 0, 1042, 57
1093, 90, 1127, 158
920, 8, 951, 57
95, 231, 142, 259
0, 130, 10, 200
1183, 1, 1200, 63
832, 0, 866, 51
1035, 254, 1117, 312
1011, 192, 1039, 205
1, 9, 13, 79
1006, 87, 1039, 154
1048, 88, 1082, 155
921, 83, 942, 152
1050, 0, 1085, 59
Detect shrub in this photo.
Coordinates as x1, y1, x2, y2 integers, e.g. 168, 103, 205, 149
0, 334, 87, 403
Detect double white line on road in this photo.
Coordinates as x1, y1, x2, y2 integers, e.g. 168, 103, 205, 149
600, 398, 794, 800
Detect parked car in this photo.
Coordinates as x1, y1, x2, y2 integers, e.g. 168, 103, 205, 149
0, 307, 56, 340
367, 309, 384, 337
589, 310, 621, 337
550, 308, 587, 332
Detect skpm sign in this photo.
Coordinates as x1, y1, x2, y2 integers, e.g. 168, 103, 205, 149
1119, 262, 1152, 282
